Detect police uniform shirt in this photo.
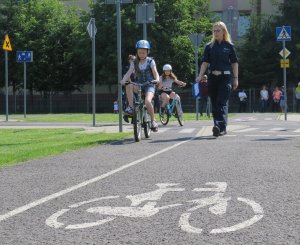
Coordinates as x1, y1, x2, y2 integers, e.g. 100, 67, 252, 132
202, 41, 238, 71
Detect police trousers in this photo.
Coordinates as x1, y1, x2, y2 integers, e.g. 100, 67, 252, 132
208, 74, 232, 131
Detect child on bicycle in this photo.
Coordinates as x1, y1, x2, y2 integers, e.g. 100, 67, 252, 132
120, 40, 160, 132
158, 64, 186, 115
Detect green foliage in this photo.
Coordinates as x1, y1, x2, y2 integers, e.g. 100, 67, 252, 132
1, 0, 212, 94
238, 0, 300, 88
0, 0, 88, 94
92, 0, 211, 85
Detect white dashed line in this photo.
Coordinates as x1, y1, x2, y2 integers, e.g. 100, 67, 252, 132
178, 128, 196, 134
233, 128, 259, 133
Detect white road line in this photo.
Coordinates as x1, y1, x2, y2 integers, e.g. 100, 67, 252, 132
294, 129, 300, 133
0, 127, 206, 223
157, 128, 170, 133
232, 128, 259, 133
178, 128, 196, 134
277, 135, 300, 137
245, 135, 270, 137
269, 128, 286, 131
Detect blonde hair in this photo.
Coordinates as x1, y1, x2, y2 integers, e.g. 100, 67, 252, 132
209, 21, 232, 47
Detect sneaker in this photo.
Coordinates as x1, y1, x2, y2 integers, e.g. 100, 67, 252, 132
151, 120, 158, 132
124, 106, 133, 116
212, 126, 220, 137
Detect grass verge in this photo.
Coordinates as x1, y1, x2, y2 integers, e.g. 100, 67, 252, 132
0, 129, 131, 168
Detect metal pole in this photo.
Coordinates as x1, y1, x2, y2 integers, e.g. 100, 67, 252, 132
143, 23, 147, 40
92, 18, 96, 127
5, 51, 9, 121
283, 40, 287, 120
116, 0, 123, 132
195, 49, 199, 120
24, 62, 27, 118
143, 2, 147, 40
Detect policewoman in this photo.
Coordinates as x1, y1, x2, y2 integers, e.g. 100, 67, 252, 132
196, 21, 238, 137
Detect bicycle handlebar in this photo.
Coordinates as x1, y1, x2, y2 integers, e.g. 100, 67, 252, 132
125, 80, 158, 86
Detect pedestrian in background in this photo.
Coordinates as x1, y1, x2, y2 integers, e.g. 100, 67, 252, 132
113, 100, 118, 113
238, 89, 247, 113
199, 74, 209, 117
196, 21, 238, 137
295, 82, 300, 112
260, 85, 269, 112
272, 86, 282, 112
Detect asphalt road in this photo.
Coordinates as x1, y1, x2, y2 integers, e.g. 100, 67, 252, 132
0, 113, 299, 244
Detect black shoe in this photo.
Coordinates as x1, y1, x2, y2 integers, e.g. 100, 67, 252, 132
219, 129, 227, 136
212, 126, 220, 137
123, 115, 129, 123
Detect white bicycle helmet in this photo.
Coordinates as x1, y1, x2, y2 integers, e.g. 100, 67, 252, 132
163, 64, 172, 71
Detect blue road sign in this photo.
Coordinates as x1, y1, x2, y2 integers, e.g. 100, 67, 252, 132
276, 26, 291, 41
16, 51, 33, 62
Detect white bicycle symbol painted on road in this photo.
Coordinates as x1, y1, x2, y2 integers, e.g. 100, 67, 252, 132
46, 182, 263, 234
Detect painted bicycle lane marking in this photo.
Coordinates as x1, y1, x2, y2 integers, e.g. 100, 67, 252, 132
46, 182, 264, 234
0, 127, 207, 223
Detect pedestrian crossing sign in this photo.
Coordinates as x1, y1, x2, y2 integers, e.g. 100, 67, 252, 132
276, 26, 291, 41
2, 34, 12, 51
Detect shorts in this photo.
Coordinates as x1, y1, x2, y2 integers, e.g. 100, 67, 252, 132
142, 84, 155, 94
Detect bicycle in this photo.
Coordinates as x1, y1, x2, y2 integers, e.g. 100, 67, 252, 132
46, 182, 264, 234
159, 87, 184, 126
125, 80, 157, 142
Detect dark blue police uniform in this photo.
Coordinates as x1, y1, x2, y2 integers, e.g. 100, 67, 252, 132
202, 41, 238, 133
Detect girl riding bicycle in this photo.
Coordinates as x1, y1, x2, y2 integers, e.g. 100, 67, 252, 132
158, 64, 186, 115
120, 40, 160, 131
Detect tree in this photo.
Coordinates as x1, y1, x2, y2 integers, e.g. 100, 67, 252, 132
1, 0, 89, 96
237, 0, 300, 88
90, 0, 211, 87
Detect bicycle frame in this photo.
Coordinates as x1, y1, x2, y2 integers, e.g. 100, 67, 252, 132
159, 89, 184, 126
129, 81, 153, 142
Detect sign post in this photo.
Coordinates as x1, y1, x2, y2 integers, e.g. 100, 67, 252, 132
87, 18, 97, 127
188, 33, 205, 120
276, 25, 291, 121
16, 51, 33, 118
136, 2, 155, 40
105, 0, 133, 132
3, 34, 13, 121
223, 6, 239, 37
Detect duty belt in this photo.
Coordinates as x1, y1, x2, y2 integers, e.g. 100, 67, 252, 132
211, 70, 231, 76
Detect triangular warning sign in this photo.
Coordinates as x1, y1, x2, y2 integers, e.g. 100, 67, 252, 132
277, 27, 291, 40
2, 34, 12, 51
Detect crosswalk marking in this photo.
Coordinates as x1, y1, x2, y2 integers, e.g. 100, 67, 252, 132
157, 128, 170, 133
156, 126, 300, 136
232, 128, 259, 133
268, 128, 287, 131
178, 128, 196, 134
245, 135, 270, 137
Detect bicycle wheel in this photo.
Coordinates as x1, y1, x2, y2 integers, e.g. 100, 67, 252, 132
159, 106, 169, 126
133, 105, 142, 142
143, 108, 151, 138
175, 101, 184, 126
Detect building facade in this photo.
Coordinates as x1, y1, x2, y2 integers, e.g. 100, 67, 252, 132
209, 0, 284, 40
